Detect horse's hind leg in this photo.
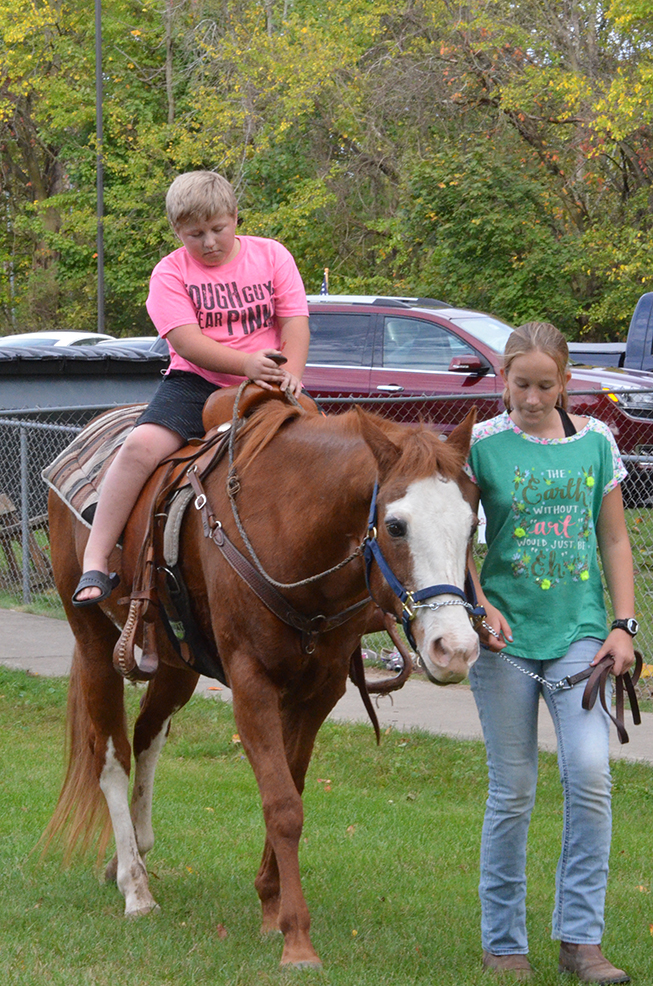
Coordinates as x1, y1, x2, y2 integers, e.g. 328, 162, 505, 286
105, 662, 199, 883
98, 731, 159, 917
59, 611, 158, 917
256, 840, 281, 933
49, 493, 157, 916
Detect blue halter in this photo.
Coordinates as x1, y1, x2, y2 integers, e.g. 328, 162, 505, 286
362, 480, 485, 651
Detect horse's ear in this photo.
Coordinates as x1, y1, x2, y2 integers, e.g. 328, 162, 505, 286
446, 408, 477, 461
356, 408, 402, 478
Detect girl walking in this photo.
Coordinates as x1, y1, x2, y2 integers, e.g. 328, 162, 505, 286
464, 322, 635, 983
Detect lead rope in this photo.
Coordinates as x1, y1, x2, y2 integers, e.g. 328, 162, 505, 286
494, 648, 643, 744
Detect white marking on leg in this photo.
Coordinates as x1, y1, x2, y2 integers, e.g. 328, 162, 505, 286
99, 738, 159, 917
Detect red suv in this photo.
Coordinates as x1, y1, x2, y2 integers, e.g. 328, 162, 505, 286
303, 296, 653, 503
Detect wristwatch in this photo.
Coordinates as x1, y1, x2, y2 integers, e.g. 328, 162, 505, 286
610, 618, 639, 637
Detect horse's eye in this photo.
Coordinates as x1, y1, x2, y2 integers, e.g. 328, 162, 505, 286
385, 518, 407, 539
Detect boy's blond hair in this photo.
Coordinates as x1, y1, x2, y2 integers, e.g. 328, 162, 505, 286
166, 171, 238, 229
503, 321, 570, 411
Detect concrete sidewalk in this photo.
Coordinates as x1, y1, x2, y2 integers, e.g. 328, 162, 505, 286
0, 607, 651, 764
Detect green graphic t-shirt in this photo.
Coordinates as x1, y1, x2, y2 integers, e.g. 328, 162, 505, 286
465, 412, 627, 661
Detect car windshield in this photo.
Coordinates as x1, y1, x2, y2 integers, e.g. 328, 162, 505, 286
447, 315, 515, 353
0, 337, 57, 347
0, 335, 107, 347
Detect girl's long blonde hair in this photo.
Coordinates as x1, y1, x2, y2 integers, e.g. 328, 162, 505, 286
502, 322, 570, 411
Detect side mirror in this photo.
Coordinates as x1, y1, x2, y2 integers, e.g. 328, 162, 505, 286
448, 354, 487, 375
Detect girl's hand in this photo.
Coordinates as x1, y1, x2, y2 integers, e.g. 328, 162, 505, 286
242, 350, 287, 389
591, 630, 635, 677
478, 602, 513, 652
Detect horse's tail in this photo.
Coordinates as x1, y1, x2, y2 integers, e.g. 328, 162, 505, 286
39, 644, 112, 867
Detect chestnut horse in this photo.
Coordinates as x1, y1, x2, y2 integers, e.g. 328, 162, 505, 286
45, 389, 479, 968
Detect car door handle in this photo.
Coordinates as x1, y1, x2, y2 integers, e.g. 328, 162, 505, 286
376, 384, 404, 392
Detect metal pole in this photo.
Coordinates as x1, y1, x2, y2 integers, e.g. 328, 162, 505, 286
96, 0, 104, 334
20, 427, 31, 605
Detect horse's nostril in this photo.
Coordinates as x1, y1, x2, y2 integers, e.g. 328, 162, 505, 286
429, 637, 451, 668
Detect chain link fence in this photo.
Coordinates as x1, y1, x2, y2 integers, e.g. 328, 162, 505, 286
0, 393, 651, 701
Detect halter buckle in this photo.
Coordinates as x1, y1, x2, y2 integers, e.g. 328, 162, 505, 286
402, 591, 416, 622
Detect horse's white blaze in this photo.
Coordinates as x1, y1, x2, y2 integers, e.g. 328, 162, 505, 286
385, 475, 479, 684
130, 718, 171, 858
99, 738, 158, 917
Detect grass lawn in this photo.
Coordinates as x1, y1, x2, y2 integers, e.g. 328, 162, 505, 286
0, 667, 651, 986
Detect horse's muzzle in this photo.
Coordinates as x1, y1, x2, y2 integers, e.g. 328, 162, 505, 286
419, 632, 480, 686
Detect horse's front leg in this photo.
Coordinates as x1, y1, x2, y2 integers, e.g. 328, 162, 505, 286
255, 678, 349, 938
105, 663, 199, 884
230, 661, 321, 969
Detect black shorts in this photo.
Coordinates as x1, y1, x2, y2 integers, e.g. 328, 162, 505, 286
136, 370, 220, 441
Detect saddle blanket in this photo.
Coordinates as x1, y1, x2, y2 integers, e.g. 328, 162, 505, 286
42, 405, 146, 527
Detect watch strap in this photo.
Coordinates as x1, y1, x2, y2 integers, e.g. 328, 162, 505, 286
610, 618, 638, 637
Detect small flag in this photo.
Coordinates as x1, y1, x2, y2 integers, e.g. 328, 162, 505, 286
320, 268, 329, 295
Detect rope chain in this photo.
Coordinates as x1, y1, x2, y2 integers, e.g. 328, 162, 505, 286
498, 652, 572, 692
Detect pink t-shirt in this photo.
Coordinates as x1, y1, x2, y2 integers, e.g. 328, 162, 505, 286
146, 235, 308, 387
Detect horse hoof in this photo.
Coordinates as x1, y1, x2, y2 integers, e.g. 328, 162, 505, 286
280, 947, 322, 969
125, 900, 160, 919
285, 959, 323, 970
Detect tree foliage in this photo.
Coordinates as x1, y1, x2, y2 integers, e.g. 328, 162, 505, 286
1, 0, 652, 338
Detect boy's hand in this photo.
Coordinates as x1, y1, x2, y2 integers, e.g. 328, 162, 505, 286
242, 350, 288, 389
278, 369, 303, 397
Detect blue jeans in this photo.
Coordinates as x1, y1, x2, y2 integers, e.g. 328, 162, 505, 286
469, 638, 612, 954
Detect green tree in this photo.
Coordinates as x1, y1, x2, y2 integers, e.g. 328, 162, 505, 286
2, 0, 653, 339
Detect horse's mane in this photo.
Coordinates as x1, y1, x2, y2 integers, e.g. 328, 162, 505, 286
232, 401, 463, 481
392, 424, 463, 481
354, 407, 465, 482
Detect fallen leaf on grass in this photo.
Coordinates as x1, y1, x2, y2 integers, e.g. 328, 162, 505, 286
232, 733, 241, 744
346, 825, 356, 837
216, 923, 228, 939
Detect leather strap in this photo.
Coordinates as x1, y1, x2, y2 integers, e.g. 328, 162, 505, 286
571, 650, 644, 744
112, 431, 235, 682
187, 466, 370, 653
